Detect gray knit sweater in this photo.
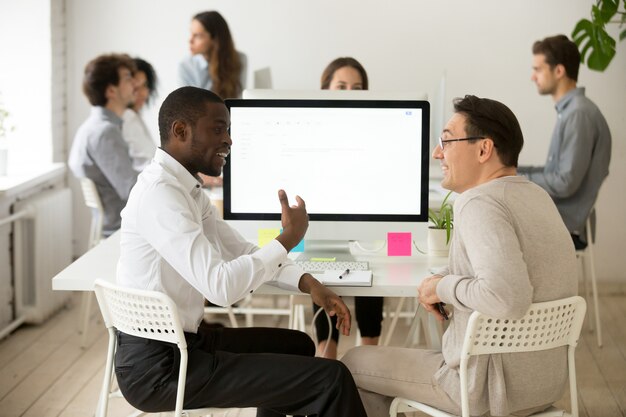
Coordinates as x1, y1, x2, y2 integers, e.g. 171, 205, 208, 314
435, 176, 578, 416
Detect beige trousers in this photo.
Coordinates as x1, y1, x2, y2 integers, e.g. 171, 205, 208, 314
341, 345, 460, 417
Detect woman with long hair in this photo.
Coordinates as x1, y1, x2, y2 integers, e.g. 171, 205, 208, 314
178, 11, 246, 99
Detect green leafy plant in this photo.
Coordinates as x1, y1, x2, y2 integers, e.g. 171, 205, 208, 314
428, 190, 453, 244
572, 0, 626, 71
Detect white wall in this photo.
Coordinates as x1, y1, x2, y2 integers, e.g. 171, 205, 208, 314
65, 0, 626, 281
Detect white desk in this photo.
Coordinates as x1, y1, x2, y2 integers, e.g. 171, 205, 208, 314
52, 231, 447, 296
52, 231, 446, 348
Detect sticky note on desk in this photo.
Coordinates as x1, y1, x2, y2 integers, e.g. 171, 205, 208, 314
387, 232, 412, 256
258, 228, 304, 252
258, 228, 280, 247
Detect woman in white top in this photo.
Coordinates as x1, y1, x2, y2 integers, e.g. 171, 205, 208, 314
122, 58, 158, 171
178, 11, 247, 99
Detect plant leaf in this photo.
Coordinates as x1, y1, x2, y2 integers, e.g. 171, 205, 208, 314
592, 0, 618, 23
620, 28, 626, 41
572, 18, 616, 71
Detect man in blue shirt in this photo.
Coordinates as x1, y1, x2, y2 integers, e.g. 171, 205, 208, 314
69, 53, 139, 236
518, 35, 611, 249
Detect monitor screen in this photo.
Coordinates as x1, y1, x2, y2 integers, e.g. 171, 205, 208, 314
223, 99, 430, 243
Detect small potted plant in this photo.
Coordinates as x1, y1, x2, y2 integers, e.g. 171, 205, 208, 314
427, 190, 453, 256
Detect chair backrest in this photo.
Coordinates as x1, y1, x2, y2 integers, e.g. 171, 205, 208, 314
94, 279, 194, 417
462, 295, 587, 357
94, 279, 187, 348
458, 296, 586, 417
79, 177, 104, 248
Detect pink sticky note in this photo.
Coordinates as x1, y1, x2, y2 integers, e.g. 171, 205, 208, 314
387, 232, 412, 256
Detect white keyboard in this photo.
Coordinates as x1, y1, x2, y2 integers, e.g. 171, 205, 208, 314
294, 260, 369, 272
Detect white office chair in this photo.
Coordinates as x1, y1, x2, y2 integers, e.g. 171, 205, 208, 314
389, 296, 587, 417
577, 212, 602, 347
78, 177, 105, 347
93, 279, 233, 417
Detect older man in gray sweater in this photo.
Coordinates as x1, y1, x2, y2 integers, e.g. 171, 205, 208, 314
342, 95, 578, 417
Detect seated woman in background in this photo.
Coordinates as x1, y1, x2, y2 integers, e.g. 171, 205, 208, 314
178, 10, 246, 99
122, 57, 158, 172
179, 11, 245, 188
313, 57, 384, 359
320, 56, 368, 90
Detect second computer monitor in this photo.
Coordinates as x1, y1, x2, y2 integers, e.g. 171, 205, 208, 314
223, 99, 430, 244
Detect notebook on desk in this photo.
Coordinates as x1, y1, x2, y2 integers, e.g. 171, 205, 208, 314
312, 270, 373, 287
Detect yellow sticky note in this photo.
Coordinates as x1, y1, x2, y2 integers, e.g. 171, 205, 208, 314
310, 257, 336, 262
258, 228, 281, 247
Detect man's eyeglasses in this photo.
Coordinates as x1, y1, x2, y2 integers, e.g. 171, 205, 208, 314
438, 136, 485, 150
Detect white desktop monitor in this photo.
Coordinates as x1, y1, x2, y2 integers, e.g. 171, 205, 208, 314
224, 99, 430, 256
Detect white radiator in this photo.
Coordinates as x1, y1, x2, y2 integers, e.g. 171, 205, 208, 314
12, 188, 73, 323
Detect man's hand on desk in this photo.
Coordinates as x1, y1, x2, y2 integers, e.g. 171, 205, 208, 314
298, 274, 352, 336
418, 274, 449, 322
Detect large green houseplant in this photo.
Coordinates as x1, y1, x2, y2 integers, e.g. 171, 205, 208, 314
572, 0, 626, 71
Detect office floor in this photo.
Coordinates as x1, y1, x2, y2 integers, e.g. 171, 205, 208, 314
0, 291, 625, 417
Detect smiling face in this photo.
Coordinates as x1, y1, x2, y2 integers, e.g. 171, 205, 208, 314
328, 66, 364, 90
186, 102, 232, 177
432, 113, 483, 193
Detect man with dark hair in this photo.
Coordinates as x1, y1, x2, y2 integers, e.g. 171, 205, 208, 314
115, 86, 367, 417
519, 34, 611, 249
342, 95, 577, 417
69, 53, 138, 236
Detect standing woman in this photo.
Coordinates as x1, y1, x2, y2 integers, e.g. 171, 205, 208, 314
122, 57, 158, 172
313, 57, 383, 359
178, 11, 247, 99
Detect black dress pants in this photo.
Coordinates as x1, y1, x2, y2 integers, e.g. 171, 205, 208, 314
114, 326, 367, 417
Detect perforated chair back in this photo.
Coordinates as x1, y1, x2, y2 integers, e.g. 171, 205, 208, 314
93, 279, 227, 417
79, 177, 104, 248
462, 295, 586, 356
390, 296, 587, 417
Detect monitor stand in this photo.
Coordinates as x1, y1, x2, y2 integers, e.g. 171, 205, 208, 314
295, 239, 356, 262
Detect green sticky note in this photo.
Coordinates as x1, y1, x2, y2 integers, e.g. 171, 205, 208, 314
258, 228, 281, 247
310, 257, 336, 262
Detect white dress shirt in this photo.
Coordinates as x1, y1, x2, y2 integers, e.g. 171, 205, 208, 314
117, 148, 303, 332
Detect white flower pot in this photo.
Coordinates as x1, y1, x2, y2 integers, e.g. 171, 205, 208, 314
428, 227, 452, 257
